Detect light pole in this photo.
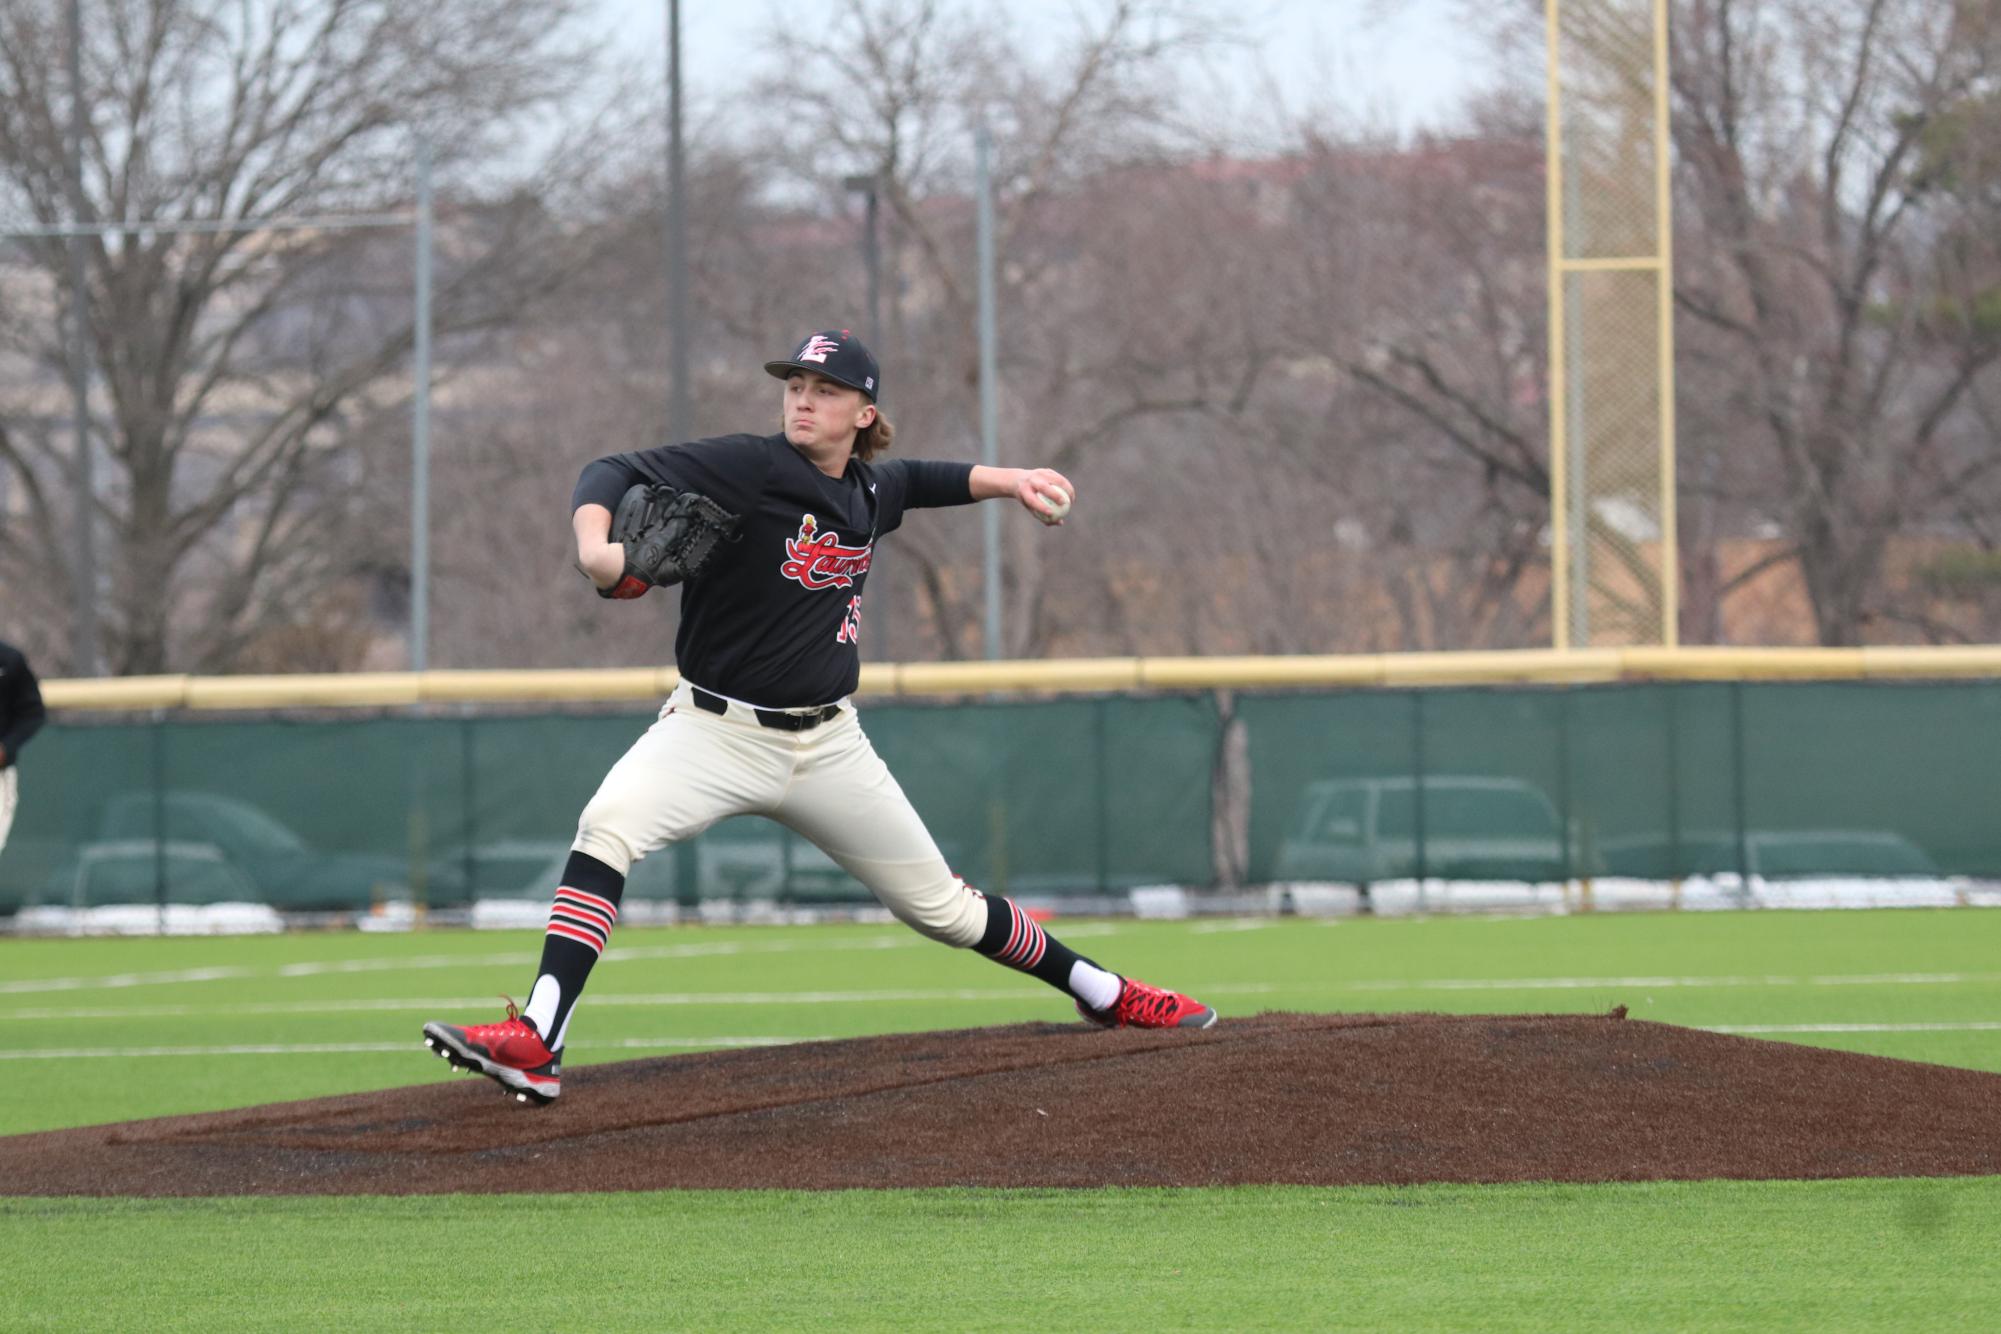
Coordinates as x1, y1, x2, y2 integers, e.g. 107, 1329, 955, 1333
976, 128, 1000, 662
665, 0, 690, 442
64, 0, 99, 676
842, 172, 890, 659
410, 133, 434, 672
840, 173, 883, 349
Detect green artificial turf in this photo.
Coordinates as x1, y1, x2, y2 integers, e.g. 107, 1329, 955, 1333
2, 909, 1999, 1134
5, 911, 1999, 1331
5, 1178, 1998, 1332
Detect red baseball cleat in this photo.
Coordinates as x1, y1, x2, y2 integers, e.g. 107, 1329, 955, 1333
422, 998, 561, 1104
1077, 977, 1218, 1030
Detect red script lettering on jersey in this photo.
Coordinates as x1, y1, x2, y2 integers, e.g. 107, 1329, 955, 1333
781, 514, 873, 590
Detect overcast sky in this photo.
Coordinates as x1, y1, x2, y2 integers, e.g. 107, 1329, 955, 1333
587, 0, 1484, 141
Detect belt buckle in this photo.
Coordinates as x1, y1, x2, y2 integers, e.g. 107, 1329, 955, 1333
758, 706, 814, 731
777, 705, 838, 731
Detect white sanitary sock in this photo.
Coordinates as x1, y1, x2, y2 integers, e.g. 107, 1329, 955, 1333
1068, 960, 1122, 1011
524, 974, 562, 1042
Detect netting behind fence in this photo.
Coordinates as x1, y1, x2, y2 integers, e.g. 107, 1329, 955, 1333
1239, 681, 2001, 902
0, 695, 1221, 913
4, 681, 1997, 917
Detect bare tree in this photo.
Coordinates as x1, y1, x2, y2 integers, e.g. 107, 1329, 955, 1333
415, 139, 857, 670
741, 0, 1253, 660
0, 0, 621, 673
416, 2, 1578, 669
1668, 0, 2001, 644
422, 0, 2001, 670
1268, 110, 1557, 650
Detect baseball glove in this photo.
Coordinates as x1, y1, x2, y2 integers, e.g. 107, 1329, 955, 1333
598, 484, 743, 599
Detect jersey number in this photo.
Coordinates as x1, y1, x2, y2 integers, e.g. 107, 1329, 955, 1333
837, 595, 863, 645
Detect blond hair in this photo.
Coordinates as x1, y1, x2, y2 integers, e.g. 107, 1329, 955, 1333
853, 405, 895, 462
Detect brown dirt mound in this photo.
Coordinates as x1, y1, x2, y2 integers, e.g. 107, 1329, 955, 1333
5, 1011, 1999, 1196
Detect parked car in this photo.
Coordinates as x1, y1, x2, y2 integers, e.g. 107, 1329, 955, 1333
1594, 827, 1967, 904
487, 817, 866, 906
1273, 775, 1577, 901
697, 818, 861, 902
43, 791, 417, 911
423, 838, 589, 902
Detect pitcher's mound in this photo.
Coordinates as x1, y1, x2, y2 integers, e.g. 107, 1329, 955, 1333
6, 1011, 1999, 1196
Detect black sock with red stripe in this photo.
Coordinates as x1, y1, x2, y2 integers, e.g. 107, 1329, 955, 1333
973, 894, 1119, 1008
521, 851, 625, 1052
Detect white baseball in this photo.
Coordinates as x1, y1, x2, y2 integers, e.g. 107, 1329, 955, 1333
1039, 485, 1071, 524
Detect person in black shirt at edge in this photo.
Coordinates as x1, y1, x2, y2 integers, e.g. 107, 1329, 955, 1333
0, 640, 47, 862
423, 330, 1217, 1104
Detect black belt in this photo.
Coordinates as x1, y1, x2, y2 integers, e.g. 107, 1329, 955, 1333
691, 687, 841, 732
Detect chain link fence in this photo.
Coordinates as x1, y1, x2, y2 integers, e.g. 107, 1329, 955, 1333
1550, 0, 1676, 648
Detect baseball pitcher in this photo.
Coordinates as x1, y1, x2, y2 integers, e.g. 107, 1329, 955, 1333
424, 330, 1215, 1104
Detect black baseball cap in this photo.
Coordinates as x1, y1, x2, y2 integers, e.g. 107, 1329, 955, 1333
763, 329, 880, 401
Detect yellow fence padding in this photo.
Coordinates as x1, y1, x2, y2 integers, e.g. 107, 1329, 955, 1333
37, 646, 2001, 712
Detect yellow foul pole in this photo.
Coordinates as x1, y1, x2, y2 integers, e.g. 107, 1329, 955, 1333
1654, 0, 1679, 646
1545, 0, 1571, 650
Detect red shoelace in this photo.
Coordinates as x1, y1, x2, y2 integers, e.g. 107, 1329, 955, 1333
1118, 981, 1182, 1025
467, 995, 537, 1043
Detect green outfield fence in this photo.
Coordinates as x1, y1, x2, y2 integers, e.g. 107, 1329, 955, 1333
0, 696, 1222, 914
4, 679, 2000, 915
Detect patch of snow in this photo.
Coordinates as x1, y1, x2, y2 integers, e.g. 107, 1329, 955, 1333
10, 903, 285, 936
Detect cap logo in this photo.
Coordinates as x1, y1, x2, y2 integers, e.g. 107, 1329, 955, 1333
864, 376, 875, 391
797, 334, 840, 364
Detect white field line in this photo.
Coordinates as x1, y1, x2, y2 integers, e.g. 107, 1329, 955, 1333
1696, 1032, 2000, 1040
0, 965, 260, 995
0, 1036, 829, 1060
11, 1019, 2001, 1061
0, 924, 1124, 995
270, 935, 932, 979
7, 964, 1996, 1011
1341, 972, 2001, 991
0, 948, 752, 992
3, 982, 1279, 1023
1187, 919, 1274, 934
8, 966, 1999, 1013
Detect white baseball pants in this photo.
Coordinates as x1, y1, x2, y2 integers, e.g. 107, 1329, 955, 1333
571, 681, 989, 947
0, 767, 15, 855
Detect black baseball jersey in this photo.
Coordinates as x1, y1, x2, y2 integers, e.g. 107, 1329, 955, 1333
573, 433, 976, 706
0, 640, 46, 767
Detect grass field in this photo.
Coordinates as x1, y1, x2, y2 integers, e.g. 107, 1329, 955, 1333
5, 908, 2000, 1330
